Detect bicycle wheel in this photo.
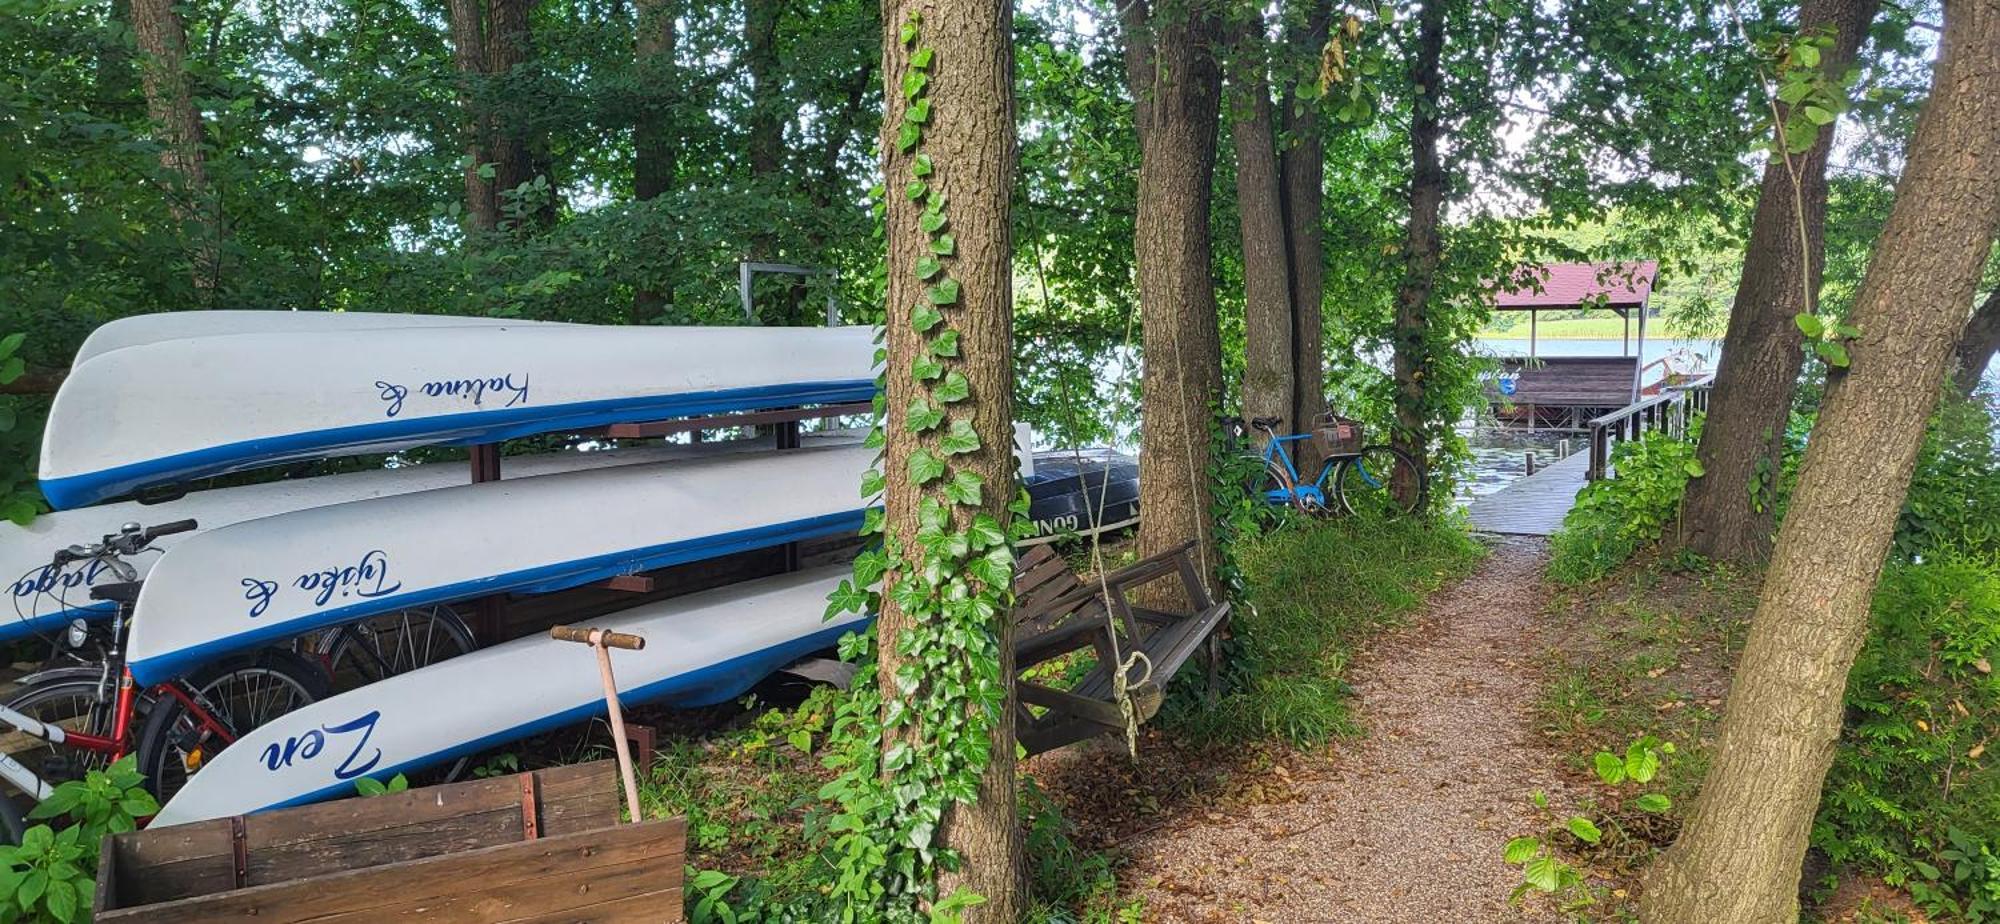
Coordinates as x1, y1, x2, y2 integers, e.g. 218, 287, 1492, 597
315, 604, 477, 691
0, 671, 119, 794
1245, 455, 1313, 516
136, 648, 329, 805
1334, 445, 1428, 518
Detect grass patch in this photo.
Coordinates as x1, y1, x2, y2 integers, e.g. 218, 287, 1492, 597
1479, 316, 1650, 340
1162, 514, 1485, 747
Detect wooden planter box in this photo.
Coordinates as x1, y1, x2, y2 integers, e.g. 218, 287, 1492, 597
95, 761, 685, 922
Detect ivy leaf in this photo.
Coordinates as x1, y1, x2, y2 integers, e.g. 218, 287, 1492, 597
906, 396, 945, 432
929, 329, 960, 357
1815, 338, 1850, 368
861, 468, 886, 498
864, 425, 886, 449
905, 180, 928, 201
901, 71, 928, 100
929, 278, 961, 305
915, 255, 943, 280
944, 469, 985, 505
908, 448, 947, 485
912, 302, 944, 333
920, 210, 947, 234
905, 98, 932, 125
911, 46, 934, 70
930, 233, 956, 256
935, 370, 970, 404
912, 355, 944, 382
897, 122, 921, 152
966, 513, 1007, 550
1793, 314, 1824, 339
912, 153, 934, 177
899, 20, 918, 45
825, 580, 871, 619
940, 419, 982, 456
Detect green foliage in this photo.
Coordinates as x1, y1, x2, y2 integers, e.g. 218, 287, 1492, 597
1817, 553, 2000, 921
353, 773, 409, 797
0, 333, 40, 525
1895, 394, 2000, 561
1505, 737, 1676, 912
1018, 778, 1143, 924
1162, 516, 1483, 747
1548, 429, 1703, 584
0, 756, 159, 923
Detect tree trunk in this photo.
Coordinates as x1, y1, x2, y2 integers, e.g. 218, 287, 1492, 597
1954, 286, 2000, 394
1639, 3, 2000, 919
633, 0, 678, 318
445, 0, 497, 232
1282, 0, 1330, 463
1389, 0, 1444, 507
1677, 0, 1880, 563
129, 0, 218, 292
876, 0, 1024, 917
1122, 0, 1226, 604
485, 0, 551, 229
1229, 16, 1293, 446
745, 0, 785, 184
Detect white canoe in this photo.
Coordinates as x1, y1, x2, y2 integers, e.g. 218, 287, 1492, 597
41, 324, 877, 509
73, 311, 563, 365
125, 446, 877, 684
2, 432, 861, 644
151, 566, 864, 826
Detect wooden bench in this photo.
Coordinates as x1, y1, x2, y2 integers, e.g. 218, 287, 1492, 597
1011, 541, 1232, 755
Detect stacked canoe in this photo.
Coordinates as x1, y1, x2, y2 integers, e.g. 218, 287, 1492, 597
11, 311, 882, 824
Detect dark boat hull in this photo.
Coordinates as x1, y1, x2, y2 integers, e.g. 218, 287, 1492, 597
1022, 449, 1140, 545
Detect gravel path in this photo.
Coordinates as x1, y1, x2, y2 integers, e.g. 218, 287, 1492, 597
1118, 537, 1572, 922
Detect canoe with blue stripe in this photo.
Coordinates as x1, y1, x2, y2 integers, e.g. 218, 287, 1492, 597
123, 445, 878, 685
72, 310, 566, 366
2, 435, 858, 645
39, 323, 876, 509
148, 565, 867, 827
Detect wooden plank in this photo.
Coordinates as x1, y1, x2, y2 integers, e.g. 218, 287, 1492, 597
111, 763, 618, 907
1465, 451, 1590, 536
96, 817, 685, 923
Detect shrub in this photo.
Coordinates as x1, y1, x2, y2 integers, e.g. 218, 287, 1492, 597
1896, 393, 2000, 561
1548, 430, 1702, 584
1817, 553, 2000, 922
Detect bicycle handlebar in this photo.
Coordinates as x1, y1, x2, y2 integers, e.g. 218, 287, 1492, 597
141, 519, 198, 543
48, 519, 200, 568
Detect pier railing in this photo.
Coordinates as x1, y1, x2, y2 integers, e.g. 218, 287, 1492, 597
1585, 375, 1715, 481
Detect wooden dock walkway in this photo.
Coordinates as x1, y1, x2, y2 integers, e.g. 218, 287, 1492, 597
1465, 450, 1589, 536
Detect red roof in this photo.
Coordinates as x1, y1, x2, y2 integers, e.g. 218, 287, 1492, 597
1491, 261, 1657, 310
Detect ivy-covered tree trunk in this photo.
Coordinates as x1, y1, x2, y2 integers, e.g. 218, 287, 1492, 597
130, 0, 218, 292
1640, 4, 2000, 919
875, 0, 1025, 917
1389, 0, 1444, 507
1229, 15, 1294, 446
1677, 0, 1879, 564
633, 0, 678, 318
1121, 0, 1226, 601
1955, 285, 2000, 394
1282, 0, 1331, 465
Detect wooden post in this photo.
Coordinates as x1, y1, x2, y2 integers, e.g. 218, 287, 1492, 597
470, 444, 505, 644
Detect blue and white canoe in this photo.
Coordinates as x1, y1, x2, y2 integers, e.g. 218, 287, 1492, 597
123, 445, 878, 685
150, 566, 866, 826
73, 311, 565, 365
2, 434, 861, 645
40, 324, 876, 509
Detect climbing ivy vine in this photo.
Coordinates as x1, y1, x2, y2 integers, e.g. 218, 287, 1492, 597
818, 14, 1024, 922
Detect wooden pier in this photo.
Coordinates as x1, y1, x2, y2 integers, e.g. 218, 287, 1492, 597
1465, 450, 1590, 536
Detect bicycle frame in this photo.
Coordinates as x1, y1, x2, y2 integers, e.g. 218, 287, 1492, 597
1257, 433, 1337, 507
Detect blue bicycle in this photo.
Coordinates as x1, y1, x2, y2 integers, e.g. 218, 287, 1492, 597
1240, 415, 1428, 517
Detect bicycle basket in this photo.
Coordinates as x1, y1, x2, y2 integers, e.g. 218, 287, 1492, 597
1312, 415, 1365, 457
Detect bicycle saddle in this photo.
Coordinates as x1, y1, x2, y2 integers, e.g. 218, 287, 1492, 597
89, 582, 143, 604
1250, 416, 1283, 431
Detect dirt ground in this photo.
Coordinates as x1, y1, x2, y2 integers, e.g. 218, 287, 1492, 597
1033, 537, 1578, 922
